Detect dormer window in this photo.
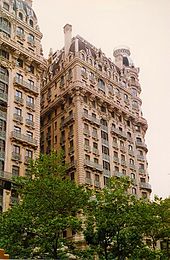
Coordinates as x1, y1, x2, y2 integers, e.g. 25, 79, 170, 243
29, 19, 33, 27
18, 12, 23, 21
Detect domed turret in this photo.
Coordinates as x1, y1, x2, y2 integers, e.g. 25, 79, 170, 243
113, 46, 134, 69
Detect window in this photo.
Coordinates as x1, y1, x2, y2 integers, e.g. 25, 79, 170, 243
121, 154, 125, 161
28, 65, 34, 74
127, 132, 131, 138
136, 137, 142, 143
142, 192, 147, 198
81, 67, 86, 74
27, 113, 33, 122
135, 125, 140, 132
0, 49, 9, 60
95, 174, 99, 182
15, 107, 22, 116
92, 100, 96, 108
100, 119, 107, 127
27, 131, 33, 138
131, 173, 135, 179
15, 90, 22, 98
84, 139, 89, 146
83, 109, 88, 115
0, 17, 11, 36
3, 2, 9, 10
83, 96, 87, 103
114, 151, 118, 158
17, 27, 24, 37
103, 161, 110, 170
28, 79, 34, 87
85, 154, 90, 161
93, 142, 98, 149
12, 165, 19, 177
86, 171, 91, 179
16, 73, 23, 82
132, 187, 136, 195
28, 34, 35, 44
140, 177, 146, 183
124, 94, 128, 100
102, 145, 109, 155
27, 96, 34, 104
104, 176, 109, 186
92, 128, 97, 136
101, 106, 106, 113
94, 158, 98, 164
101, 131, 108, 140
138, 150, 143, 156
127, 120, 131, 127
29, 19, 33, 27
26, 149, 33, 159
18, 12, 23, 20
16, 58, 23, 68
84, 123, 89, 130
139, 163, 144, 169
128, 145, 133, 151
13, 145, 20, 154
132, 100, 138, 109
130, 158, 134, 165
132, 88, 137, 97
14, 126, 21, 133
92, 113, 96, 118
98, 79, 105, 91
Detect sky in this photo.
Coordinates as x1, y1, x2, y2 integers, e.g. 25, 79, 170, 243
33, 0, 170, 199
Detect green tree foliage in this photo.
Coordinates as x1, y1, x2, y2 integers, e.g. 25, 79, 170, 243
83, 177, 170, 260
0, 152, 89, 259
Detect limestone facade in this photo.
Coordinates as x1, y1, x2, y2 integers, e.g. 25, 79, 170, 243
41, 25, 151, 198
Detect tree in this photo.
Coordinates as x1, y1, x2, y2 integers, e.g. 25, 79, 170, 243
83, 177, 170, 260
0, 152, 89, 259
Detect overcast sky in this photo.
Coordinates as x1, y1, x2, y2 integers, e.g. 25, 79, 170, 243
33, 0, 170, 199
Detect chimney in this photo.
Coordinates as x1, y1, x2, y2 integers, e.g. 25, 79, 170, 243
63, 24, 72, 57
25, 0, 33, 7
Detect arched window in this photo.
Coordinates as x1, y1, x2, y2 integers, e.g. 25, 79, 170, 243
132, 88, 137, 97
132, 187, 136, 195
0, 17, 11, 36
81, 53, 85, 61
132, 100, 138, 109
29, 19, 33, 27
18, 12, 23, 20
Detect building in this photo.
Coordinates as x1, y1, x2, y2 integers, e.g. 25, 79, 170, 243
41, 24, 151, 198
0, 0, 45, 211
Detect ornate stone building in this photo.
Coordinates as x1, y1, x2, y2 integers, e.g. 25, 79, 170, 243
0, 0, 45, 211
41, 24, 151, 198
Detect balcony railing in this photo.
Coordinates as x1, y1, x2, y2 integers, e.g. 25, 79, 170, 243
114, 171, 125, 178
111, 127, 127, 139
92, 148, 99, 155
85, 178, 92, 185
112, 141, 118, 149
121, 160, 127, 167
113, 156, 119, 163
84, 145, 91, 152
136, 141, 148, 151
139, 182, 152, 191
94, 180, 101, 188
26, 101, 35, 110
14, 96, 24, 105
139, 168, 145, 173
102, 153, 110, 161
129, 163, 136, 170
101, 138, 109, 147
101, 125, 108, 132
0, 170, 12, 180
25, 119, 34, 128
0, 151, 5, 160
137, 155, 145, 161
13, 113, 23, 123
14, 77, 38, 94
0, 73, 9, 84
61, 114, 74, 128
11, 131, 37, 146
0, 130, 6, 140
12, 152, 21, 161
84, 160, 103, 172
82, 113, 100, 126
83, 128, 90, 136
0, 111, 7, 120
103, 169, 111, 177
128, 150, 134, 156
0, 92, 8, 102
